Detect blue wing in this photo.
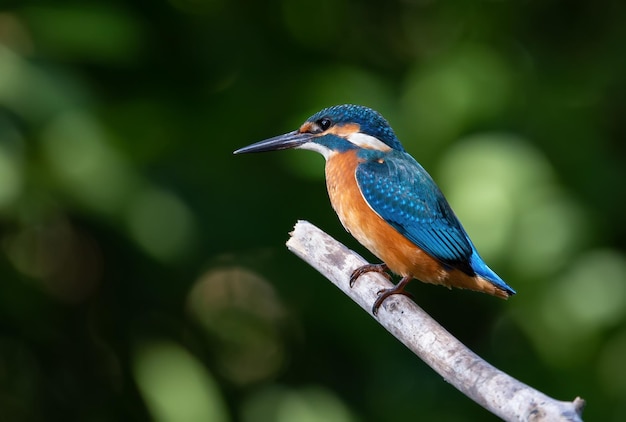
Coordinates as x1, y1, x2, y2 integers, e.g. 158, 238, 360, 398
356, 150, 475, 274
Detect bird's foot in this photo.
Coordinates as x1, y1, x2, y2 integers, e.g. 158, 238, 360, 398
349, 263, 390, 288
372, 275, 413, 315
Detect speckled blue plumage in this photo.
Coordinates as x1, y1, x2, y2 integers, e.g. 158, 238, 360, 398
357, 149, 471, 265
302, 105, 516, 295
355, 144, 515, 295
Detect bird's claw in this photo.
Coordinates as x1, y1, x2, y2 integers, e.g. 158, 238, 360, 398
349, 265, 414, 316
349, 263, 390, 288
371, 275, 414, 315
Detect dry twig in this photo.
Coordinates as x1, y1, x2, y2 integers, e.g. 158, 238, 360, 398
286, 220, 585, 422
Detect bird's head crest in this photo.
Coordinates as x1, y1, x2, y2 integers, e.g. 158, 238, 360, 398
300, 104, 405, 153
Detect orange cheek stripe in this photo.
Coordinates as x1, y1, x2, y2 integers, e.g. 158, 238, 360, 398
326, 123, 361, 137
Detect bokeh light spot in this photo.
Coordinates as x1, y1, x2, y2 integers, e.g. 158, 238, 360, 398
126, 187, 196, 262
512, 190, 587, 278
437, 133, 552, 260
242, 385, 355, 422
519, 249, 626, 368
133, 340, 229, 422
41, 111, 139, 214
555, 250, 626, 330
187, 267, 288, 385
3, 217, 102, 303
401, 44, 513, 145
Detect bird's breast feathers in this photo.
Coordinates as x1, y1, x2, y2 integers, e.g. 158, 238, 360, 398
325, 150, 448, 283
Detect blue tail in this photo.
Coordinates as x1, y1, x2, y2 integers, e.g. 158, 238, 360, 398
470, 252, 516, 296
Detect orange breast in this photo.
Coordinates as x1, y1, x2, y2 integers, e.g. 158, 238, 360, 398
325, 151, 446, 282
324, 150, 508, 297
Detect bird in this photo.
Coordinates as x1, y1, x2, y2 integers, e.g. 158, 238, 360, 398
234, 104, 516, 315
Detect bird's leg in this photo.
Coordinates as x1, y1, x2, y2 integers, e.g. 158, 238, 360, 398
372, 275, 414, 315
349, 263, 391, 287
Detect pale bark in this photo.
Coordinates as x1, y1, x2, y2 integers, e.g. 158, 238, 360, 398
286, 220, 585, 422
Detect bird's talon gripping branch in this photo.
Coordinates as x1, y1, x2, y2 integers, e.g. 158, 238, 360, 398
372, 275, 413, 315
349, 263, 390, 287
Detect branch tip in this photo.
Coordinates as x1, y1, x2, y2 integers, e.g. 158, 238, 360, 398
286, 220, 584, 422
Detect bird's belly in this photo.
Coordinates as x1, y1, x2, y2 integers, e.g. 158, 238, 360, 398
325, 152, 447, 284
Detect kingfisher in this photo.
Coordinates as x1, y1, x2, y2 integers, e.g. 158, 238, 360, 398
234, 104, 516, 315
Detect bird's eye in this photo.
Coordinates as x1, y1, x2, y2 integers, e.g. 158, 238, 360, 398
317, 118, 332, 131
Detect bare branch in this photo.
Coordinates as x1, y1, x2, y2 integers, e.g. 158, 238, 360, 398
286, 220, 585, 422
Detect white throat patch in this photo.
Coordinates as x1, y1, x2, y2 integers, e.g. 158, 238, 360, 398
297, 142, 334, 160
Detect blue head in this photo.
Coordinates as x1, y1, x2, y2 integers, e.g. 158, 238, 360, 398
234, 104, 405, 158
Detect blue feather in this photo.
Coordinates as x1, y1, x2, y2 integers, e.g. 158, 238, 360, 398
356, 148, 516, 295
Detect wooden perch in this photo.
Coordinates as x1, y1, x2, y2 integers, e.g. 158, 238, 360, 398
286, 220, 585, 422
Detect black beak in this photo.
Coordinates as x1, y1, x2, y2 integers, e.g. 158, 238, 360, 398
233, 131, 315, 154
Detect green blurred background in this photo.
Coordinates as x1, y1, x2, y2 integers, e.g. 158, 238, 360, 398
1, 0, 625, 420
